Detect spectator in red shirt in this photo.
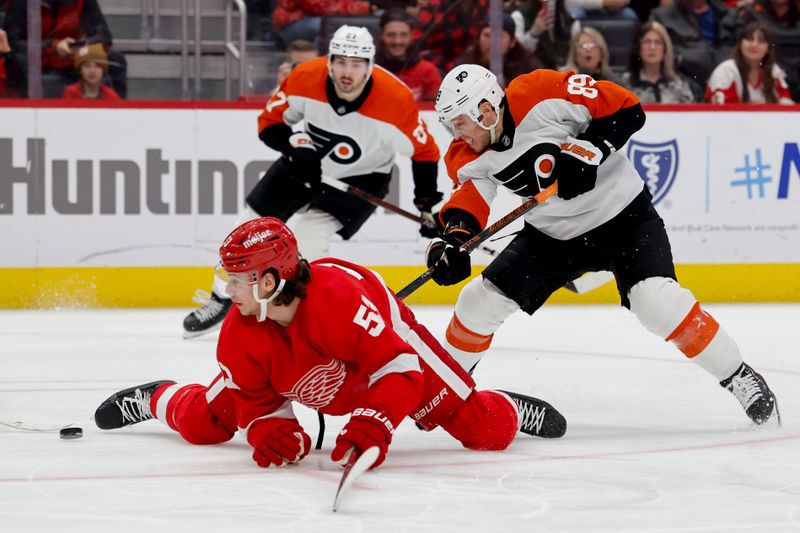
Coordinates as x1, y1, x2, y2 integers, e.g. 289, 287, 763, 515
412, 0, 490, 73
3, 0, 127, 98
61, 43, 120, 100
0, 29, 9, 97
271, 0, 372, 49
375, 8, 442, 101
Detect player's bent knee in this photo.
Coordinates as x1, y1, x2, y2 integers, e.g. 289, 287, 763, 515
455, 277, 520, 335
442, 390, 517, 451
628, 277, 697, 338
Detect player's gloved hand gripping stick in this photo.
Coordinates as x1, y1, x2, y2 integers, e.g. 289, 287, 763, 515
397, 182, 559, 299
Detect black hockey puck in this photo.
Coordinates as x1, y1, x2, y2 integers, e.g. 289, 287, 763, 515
60, 427, 83, 440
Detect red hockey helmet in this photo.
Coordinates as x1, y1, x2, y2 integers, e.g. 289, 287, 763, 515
219, 217, 299, 280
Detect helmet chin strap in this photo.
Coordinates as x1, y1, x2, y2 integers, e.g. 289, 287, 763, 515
477, 107, 501, 144
253, 279, 286, 322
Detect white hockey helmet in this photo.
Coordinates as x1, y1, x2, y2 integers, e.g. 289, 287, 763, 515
436, 64, 505, 139
328, 25, 376, 76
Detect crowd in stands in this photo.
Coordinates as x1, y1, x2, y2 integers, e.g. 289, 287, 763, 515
1, 0, 798, 103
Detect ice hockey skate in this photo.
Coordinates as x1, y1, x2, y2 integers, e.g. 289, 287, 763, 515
182, 290, 232, 339
720, 363, 780, 425
500, 390, 567, 438
94, 380, 174, 430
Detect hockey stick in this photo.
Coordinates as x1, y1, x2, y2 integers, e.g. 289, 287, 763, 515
332, 446, 381, 512
320, 175, 502, 259
0, 419, 73, 432
396, 182, 559, 300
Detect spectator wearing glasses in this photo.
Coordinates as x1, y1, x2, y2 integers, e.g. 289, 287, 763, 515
621, 21, 699, 103
706, 21, 794, 104
561, 26, 616, 81
650, 0, 740, 89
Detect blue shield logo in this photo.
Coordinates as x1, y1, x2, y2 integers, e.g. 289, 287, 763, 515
627, 139, 679, 204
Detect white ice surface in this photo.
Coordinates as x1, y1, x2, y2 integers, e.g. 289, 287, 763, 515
1, 304, 799, 532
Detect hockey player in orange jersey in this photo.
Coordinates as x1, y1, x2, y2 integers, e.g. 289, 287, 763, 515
183, 25, 442, 339
425, 64, 779, 425
95, 218, 567, 469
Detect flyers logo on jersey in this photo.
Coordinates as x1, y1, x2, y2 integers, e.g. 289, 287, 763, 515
283, 358, 347, 409
493, 144, 559, 198
307, 123, 362, 165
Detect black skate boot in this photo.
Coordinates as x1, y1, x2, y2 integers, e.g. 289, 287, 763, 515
720, 363, 780, 425
499, 390, 567, 438
94, 381, 174, 430
182, 290, 232, 339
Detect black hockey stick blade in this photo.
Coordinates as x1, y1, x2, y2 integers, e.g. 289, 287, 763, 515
332, 446, 381, 513
396, 182, 559, 300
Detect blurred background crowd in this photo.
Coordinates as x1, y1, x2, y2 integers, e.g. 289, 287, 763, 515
1, 0, 798, 104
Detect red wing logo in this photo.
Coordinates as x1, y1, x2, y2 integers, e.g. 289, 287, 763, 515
282, 359, 346, 409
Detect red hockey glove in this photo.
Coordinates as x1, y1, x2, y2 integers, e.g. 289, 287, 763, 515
250, 418, 312, 468
556, 133, 611, 200
331, 408, 394, 469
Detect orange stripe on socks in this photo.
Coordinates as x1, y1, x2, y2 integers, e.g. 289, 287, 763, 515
446, 314, 494, 353
665, 302, 720, 358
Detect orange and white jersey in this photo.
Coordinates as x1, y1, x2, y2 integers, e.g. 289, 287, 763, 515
443, 69, 646, 240
258, 56, 439, 179
706, 59, 794, 105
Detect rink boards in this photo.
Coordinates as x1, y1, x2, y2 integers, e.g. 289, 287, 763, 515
1, 102, 799, 307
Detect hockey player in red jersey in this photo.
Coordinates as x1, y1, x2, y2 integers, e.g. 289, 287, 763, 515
183, 24, 442, 339
425, 64, 779, 425
95, 218, 567, 469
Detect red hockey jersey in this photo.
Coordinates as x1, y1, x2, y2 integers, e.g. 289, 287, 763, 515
215, 259, 476, 450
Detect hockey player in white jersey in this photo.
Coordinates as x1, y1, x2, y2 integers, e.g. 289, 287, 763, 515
425, 64, 779, 425
183, 25, 441, 338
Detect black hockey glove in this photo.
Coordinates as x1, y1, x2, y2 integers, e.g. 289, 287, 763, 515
425, 211, 480, 286
555, 133, 611, 201
287, 132, 322, 190
414, 192, 444, 239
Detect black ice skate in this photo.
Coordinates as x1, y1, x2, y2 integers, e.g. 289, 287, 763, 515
182, 290, 232, 339
720, 363, 780, 425
499, 390, 567, 438
94, 380, 174, 430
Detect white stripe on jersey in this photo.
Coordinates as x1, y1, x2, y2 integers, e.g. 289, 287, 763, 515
155, 383, 181, 428
240, 399, 296, 440
368, 353, 422, 387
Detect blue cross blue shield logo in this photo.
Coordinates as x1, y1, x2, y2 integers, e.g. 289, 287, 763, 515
627, 139, 679, 205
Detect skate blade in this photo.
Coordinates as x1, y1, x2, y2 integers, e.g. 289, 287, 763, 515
182, 325, 221, 340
